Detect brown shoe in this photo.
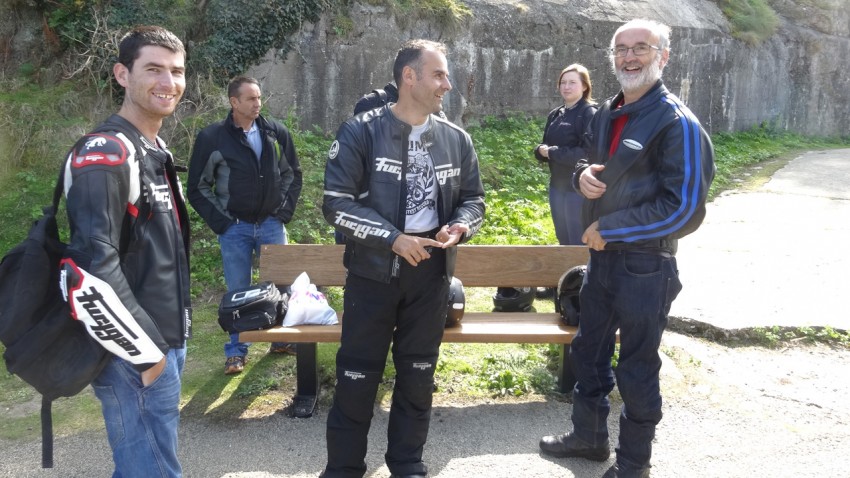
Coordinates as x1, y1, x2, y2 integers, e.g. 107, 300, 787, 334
270, 343, 297, 355
224, 356, 246, 375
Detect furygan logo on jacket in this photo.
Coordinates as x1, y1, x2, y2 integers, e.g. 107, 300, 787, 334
85, 137, 108, 149
376, 157, 403, 180
435, 163, 461, 185
333, 211, 391, 239
73, 134, 128, 168
75, 286, 142, 356
61, 259, 164, 365
344, 370, 366, 380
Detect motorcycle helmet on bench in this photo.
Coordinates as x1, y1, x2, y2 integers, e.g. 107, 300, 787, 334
557, 265, 586, 326
445, 277, 465, 328
492, 287, 535, 312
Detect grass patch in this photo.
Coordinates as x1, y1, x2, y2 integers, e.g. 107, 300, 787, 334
371, 0, 472, 28
719, 0, 780, 45
749, 326, 850, 348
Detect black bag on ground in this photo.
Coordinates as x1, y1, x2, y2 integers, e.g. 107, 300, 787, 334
218, 282, 287, 333
0, 170, 110, 468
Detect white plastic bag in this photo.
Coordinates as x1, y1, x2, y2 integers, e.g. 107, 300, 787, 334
282, 272, 338, 326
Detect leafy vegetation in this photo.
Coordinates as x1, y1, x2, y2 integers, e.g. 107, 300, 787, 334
750, 326, 850, 348
191, 0, 326, 80
718, 0, 780, 45
468, 115, 556, 245
32, 0, 471, 90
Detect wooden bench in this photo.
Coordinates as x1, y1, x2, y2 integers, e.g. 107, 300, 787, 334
241, 244, 589, 417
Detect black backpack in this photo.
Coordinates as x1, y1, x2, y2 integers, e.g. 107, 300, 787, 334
0, 166, 111, 467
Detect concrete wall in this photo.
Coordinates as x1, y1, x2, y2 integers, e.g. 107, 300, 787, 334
250, 0, 850, 136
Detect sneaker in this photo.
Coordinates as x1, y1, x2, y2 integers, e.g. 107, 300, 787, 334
270, 343, 297, 355
539, 432, 610, 461
224, 356, 246, 375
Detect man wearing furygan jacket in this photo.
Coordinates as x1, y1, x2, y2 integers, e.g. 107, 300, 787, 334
188, 76, 302, 375
321, 40, 485, 478
60, 26, 191, 477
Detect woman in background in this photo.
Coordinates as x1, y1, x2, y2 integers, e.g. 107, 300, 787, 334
534, 64, 597, 246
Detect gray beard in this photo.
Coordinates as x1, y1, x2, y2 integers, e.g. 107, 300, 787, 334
614, 55, 663, 95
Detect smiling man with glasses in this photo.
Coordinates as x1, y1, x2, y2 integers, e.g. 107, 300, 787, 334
611, 44, 661, 57
539, 19, 716, 478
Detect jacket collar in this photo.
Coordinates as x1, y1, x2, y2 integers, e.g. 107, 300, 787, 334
609, 80, 667, 119
225, 110, 270, 134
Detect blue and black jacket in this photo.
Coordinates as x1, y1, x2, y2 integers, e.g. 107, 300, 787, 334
574, 80, 715, 252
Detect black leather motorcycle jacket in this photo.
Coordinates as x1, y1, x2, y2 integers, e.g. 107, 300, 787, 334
574, 81, 715, 252
323, 106, 486, 283
61, 114, 192, 372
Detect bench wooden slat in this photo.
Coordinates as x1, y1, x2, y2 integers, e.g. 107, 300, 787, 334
454, 245, 589, 287
260, 244, 346, 286
259, 244, 588, 287
239, 313, 576, 344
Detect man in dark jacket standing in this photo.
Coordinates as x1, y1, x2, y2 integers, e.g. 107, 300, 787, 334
188, 76, 302, 374
538, 19, 715, 478
60, 26, 191, 477
321, 39, 485, 478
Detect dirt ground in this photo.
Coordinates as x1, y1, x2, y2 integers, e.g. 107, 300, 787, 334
4, 332, 847, 478
648, 332, 850, 478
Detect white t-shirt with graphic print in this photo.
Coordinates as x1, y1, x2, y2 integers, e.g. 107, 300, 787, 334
404, 121, 439, 233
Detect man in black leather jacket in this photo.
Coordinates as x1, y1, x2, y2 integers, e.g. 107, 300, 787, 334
539, 19, 715, 478
60, 26, 191, 477
188, 76, 302, 374
321, 39, 485, 478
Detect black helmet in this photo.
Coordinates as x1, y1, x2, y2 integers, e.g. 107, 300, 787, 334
492, 287, 535, 312
557, 265, 586, 326
445, 277, 465, 328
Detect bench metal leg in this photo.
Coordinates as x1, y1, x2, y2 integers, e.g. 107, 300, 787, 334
292, 343, 319, 418
556, 344, 576, 394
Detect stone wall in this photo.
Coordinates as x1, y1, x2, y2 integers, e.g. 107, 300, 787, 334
250, 0, 850, 136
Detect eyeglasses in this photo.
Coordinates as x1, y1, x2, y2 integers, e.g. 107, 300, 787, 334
610, 44, 661, 57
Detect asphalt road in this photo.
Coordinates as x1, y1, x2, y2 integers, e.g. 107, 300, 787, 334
1, 149, 848, 478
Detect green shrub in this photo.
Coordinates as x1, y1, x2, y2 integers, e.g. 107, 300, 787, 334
191, 0, 325, 81
720, 0, 780, 45
476, 346, 555, 397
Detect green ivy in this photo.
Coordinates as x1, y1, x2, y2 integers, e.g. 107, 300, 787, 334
192, 0, 327, 81
34, 0, 334, 89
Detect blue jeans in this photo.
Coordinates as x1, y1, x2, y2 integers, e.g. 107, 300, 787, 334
92, 347, 186, 478
549, 184, 584, 245
219, 217, 287, 358
569, 249, 682, 472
